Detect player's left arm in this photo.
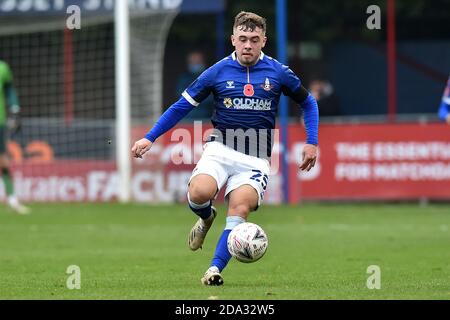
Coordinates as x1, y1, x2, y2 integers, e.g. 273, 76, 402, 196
438, 76, 450, 125
280, 66, 319, 172
297, 87, 319, 171
438, 101, 450, 125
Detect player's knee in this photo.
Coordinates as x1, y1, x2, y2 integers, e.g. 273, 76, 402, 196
188, 184, 215, 204
228, 203, 253, 217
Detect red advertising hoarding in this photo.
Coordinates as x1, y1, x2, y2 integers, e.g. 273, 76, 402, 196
289, 122, 450, 202
4, 123, 450, 203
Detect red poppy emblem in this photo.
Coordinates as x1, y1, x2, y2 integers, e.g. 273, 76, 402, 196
243, 84, 254, 97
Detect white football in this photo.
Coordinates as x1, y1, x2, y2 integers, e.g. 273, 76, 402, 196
227, 222, 268, 263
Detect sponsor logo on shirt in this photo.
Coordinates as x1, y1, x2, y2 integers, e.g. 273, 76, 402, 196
224, 98, 233, 108
226, 81, 235, 89
223, 97, 272, 110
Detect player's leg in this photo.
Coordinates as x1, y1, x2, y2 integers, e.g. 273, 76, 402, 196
202, 185, 258, 285
187, 174, 218, 250
0, 154, 14, 200
187, 144, 229, 250
213, 185, 259, 270
202, 153, 269, 286
0, 150, 30, 215
188, 174, 217, 219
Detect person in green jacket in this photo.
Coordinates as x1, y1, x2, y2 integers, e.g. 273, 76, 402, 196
0, 60, 30, 214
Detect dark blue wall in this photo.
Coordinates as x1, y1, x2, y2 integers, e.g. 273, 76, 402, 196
328, 41, 450, 116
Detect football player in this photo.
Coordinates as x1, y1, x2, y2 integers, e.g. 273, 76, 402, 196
132, 12, 319, 285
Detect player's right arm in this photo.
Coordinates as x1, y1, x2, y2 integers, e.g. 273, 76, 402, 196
131, 65, 215, 158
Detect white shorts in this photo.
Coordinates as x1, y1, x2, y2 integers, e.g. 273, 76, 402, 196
189, 141, 271, 208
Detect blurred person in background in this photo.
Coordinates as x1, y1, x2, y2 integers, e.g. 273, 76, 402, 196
175, 51, 214, 120
308, 78, 340, 117
438, 75, 450, 124
0, 60, 30, 214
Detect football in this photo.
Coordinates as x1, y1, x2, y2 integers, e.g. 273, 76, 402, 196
227, 222, 269, 263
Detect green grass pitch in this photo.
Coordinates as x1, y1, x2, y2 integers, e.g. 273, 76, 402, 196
0, 203, 449, 299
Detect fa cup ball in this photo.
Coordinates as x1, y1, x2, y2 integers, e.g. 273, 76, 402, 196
227, 222, 268, 263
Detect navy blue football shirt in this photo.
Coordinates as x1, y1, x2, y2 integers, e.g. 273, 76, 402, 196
183, 51, 306, 132
145, 51, 318, 159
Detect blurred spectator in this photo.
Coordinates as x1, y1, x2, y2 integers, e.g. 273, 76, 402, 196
438, 75, 450, 124
175, 51, 213, 120
308, 78, 340, 116
0, 59, 30, 214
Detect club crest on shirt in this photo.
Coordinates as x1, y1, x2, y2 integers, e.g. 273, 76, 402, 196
261, 77, 274, 91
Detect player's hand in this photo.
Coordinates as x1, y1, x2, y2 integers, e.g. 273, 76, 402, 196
299, 144, 317, 172
7, 113, 22, 135
446, 115, 450, 125
131, 138, 153, 158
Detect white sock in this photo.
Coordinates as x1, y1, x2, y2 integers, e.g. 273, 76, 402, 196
7, 195, 19, 206
225, 216, 246, 230
209, 266, 220, 273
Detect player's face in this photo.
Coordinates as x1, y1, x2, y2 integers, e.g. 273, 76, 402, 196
231, 26, 267, 66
